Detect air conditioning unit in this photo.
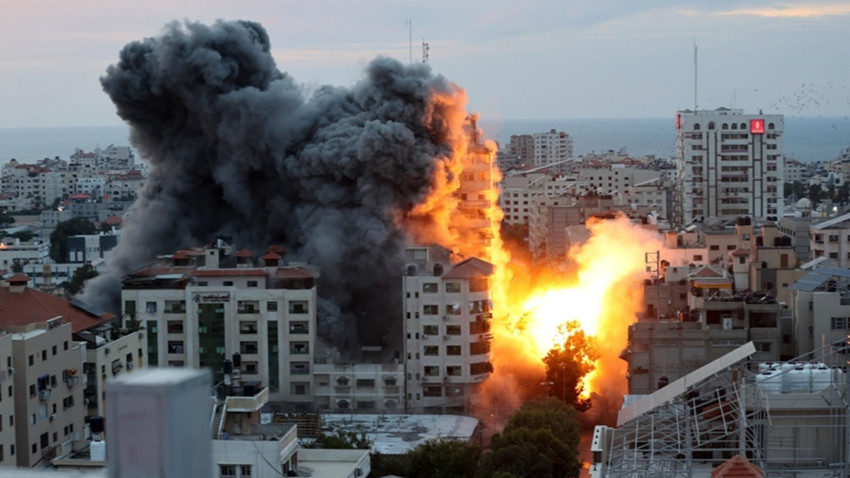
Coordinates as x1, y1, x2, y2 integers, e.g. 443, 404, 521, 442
442, 316, 448, 321
443, 335, 449, 340
8, 367, 14, 375
49, 414, 56, 422
422, 334, 429, 339
39, 389, 51, 401
126, 362, 134, 370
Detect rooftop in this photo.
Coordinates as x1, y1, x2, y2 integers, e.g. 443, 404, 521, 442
0, 277, 114, 332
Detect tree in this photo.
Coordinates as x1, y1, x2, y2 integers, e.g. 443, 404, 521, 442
68, 263, 98, 295
0, 211, 14, 228
308, 429, 371, 450
406, 439, 481, 478
11, 230, 33, 242
49, 217, 96, 262
542, 321, 599, 411
477, 398, 582, 478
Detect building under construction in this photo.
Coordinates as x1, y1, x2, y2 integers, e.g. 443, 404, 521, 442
592, 341, 850, 477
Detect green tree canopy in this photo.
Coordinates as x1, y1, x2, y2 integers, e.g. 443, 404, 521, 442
49, 217, 96, 262
68, 263, 98, 295
542, 321, 599, 411
406, 439, 481, 478
477, 398, 582, 478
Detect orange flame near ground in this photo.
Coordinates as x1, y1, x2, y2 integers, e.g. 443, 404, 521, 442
406, 86, 671, 422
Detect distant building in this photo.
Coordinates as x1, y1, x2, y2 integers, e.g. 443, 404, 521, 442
674, 108, 785, 226
67, 233, 119, 264
532, 129, 574, 171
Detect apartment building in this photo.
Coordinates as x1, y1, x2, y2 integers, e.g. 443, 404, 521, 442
312, 362, 405, 412
532, 129, 574, 171
674, 108, 785, 226
809, 212, 850, 266
0, 333, 13, 467
791, 266, 850, 362
0, 273, 129, 467
121, 247, 318, 405
402, 245, 493, 413
0, 239, 50, 271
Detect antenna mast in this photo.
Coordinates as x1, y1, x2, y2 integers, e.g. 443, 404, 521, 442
406, 18, 413, 64
694, 42, 698, 110
422, 40, 429, 63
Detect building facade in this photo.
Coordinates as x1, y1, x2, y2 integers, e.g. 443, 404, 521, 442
402, 246, 493, 413
121, 248, 318, 405
674, 108, 785, 226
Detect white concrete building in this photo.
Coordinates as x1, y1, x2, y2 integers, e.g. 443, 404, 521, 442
402, 245, 493, 413
312, 362, 405, 412
808, 212, 850, 267
0, 239, 50, 272
0, 333, 14, 468
121, 248, 318, 405
674, 108, 785, 226
532, 129, 574, 171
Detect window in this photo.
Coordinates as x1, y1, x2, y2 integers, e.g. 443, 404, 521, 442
164, 300, 186, 313
445, 282, 461, 293
220, 465, 237, 478
28, 355, 33, 366
166, 340, 184, 354
831, 317, 847, 330
239, 321, 258, 334
424, 346, 439, 356
145, 302, 157, 313
423, 386, 442, 397
445, 304, 462, 316
447, 345, 461, 355
423, 325, 438, 335
167, 320, 184, 334
423, 305, 439, 315
240, 341, 258, 354
289, 321, 309, 334
237, 300, 259, 313
446, 365, 462, 376
424, 365, 439, 376
223, 281, 233, 286
289, 342, 309, 354
63, 395, 74, 410
290, 362, 309, 375
247, 280, 258, 287
288, 301, 308, 314
446, 325, 461, 335
422, 283, 438, 293
266, 301, 278, 312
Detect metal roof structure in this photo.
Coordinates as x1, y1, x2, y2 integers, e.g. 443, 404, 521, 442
601, 342, 850, 477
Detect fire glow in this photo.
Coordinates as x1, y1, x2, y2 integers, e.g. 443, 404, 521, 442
490, 216, 668, 402
411, 112, 672, 410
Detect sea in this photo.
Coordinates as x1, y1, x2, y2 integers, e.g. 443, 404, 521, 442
1, 116, 848, 165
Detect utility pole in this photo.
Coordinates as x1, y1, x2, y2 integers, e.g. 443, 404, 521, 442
405, 18, 412, 64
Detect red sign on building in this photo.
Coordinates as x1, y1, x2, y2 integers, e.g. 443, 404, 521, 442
750, 119, 765, 134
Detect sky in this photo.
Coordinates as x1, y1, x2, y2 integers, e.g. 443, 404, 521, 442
1, 0, 849, 128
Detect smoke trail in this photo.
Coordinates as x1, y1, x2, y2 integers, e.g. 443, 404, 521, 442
82, 19, 471, 356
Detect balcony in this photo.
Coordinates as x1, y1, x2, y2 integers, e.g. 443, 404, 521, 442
224, 386, 269, 412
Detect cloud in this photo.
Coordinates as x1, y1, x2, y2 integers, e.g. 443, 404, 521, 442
715, 3, 850, 18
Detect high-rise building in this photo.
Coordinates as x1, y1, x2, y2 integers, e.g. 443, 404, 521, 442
674, 108, 784, 226
532, 129, 573, 172
402, 245, 493, 413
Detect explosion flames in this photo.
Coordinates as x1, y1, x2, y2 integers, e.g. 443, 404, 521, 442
90, 19, 670, 416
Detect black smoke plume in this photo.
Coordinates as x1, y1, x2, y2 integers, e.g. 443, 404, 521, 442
82, 19, 469, 356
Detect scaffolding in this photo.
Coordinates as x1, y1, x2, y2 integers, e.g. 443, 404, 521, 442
602, 341, 850, 477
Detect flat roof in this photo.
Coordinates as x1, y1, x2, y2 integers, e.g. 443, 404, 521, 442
317, 414, 480, 455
